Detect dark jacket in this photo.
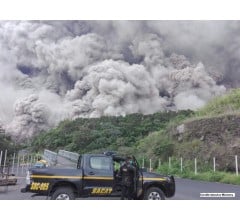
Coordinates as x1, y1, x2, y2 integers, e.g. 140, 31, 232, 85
119, 162, 136, 187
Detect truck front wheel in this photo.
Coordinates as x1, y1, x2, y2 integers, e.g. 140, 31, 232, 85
51, 187, 75, 200
143, 187, 165, 200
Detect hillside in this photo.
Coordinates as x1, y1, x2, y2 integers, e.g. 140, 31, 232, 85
26, 89, 240, 172
136, 89, 240, 171
196, 88, 240, 117
30, 110, 193, 154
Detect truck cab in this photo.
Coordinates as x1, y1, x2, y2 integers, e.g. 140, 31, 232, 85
21, 153, 175, 200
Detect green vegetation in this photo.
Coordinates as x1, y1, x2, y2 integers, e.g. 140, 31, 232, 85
22, 88, 240, 185
30, 89, 240, 159
0, 131, 19, 157
136, 131, 175, 161
196, 89, 240, 117
0, 129, 24, 166
155, 160, 240, 185
181, 172, 240, 185
30, 110, 193, 154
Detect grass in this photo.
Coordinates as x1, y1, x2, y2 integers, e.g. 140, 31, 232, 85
196, 88, 240, 117
153, 159, 240, 185
182, 171, 240, 185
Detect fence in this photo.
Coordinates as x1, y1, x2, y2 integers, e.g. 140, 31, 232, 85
138, 155, 240, 176
0, 149, 79, 177
0, 150, 39, 176
2, 148, 239, 177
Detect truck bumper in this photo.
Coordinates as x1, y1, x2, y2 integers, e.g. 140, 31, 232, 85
166, 175, 175, 198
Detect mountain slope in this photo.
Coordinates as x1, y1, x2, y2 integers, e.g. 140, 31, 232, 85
30, 111, 192, 154
137, 89, 240, 170
28, 89, 240, 171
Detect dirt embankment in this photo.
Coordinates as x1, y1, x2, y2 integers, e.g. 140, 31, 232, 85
174, 114, 240, 170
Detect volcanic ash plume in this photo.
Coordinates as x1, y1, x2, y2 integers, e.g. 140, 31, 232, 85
0, 20, 234, 141
66, 59, 169, 117
5, 95, 51, 141
129, 34, 226, 110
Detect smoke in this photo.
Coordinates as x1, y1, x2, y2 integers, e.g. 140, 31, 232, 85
66, 59, 168, 117
5, 95, 50, 141
1, 20, 238, 141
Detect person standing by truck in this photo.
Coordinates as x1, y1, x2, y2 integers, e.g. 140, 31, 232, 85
119, 156, 136, 200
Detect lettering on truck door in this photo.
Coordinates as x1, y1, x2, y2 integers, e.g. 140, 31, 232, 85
83, 155, 114, 195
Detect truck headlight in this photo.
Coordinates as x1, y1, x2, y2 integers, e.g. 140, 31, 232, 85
26, 170, 32, 185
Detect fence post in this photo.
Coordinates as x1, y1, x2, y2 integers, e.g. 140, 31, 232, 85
194, 158, 197, 175
16, 154, 20, 176
158, 159, 161, 169
30, 155, 33, 166
27, 154, 30, 168
149, 159, 152, 172
235, 155, 238, 176
3, 149, 7, 173
142, 157, 145, 168
0, 150, 2, 166
169, 157, 171, 170
180, 157, 183, 173
213, 157, 216, 172
12, 152, 15, 173
21, 155, 25, 174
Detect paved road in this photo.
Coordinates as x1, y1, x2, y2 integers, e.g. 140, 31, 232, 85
170, 178, 240, 200
1, 155, 240, 200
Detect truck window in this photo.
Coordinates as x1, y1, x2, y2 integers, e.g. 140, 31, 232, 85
90, 156, 112, 171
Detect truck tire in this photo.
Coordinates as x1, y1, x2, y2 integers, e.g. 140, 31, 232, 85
143, 187, 165, 200
51, 187, 75, 200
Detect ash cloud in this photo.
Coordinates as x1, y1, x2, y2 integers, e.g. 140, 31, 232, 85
66, 59, 168, 117
1, 20, 238, 141
5, 95, 51, 141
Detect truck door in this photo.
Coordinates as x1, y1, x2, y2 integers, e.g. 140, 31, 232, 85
133, 156, 143, 198
83, 155, 114, 195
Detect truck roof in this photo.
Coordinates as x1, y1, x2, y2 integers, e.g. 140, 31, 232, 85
83, 153, 126, 162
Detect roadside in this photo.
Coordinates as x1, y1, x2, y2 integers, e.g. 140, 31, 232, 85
154, 159, 240, 186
